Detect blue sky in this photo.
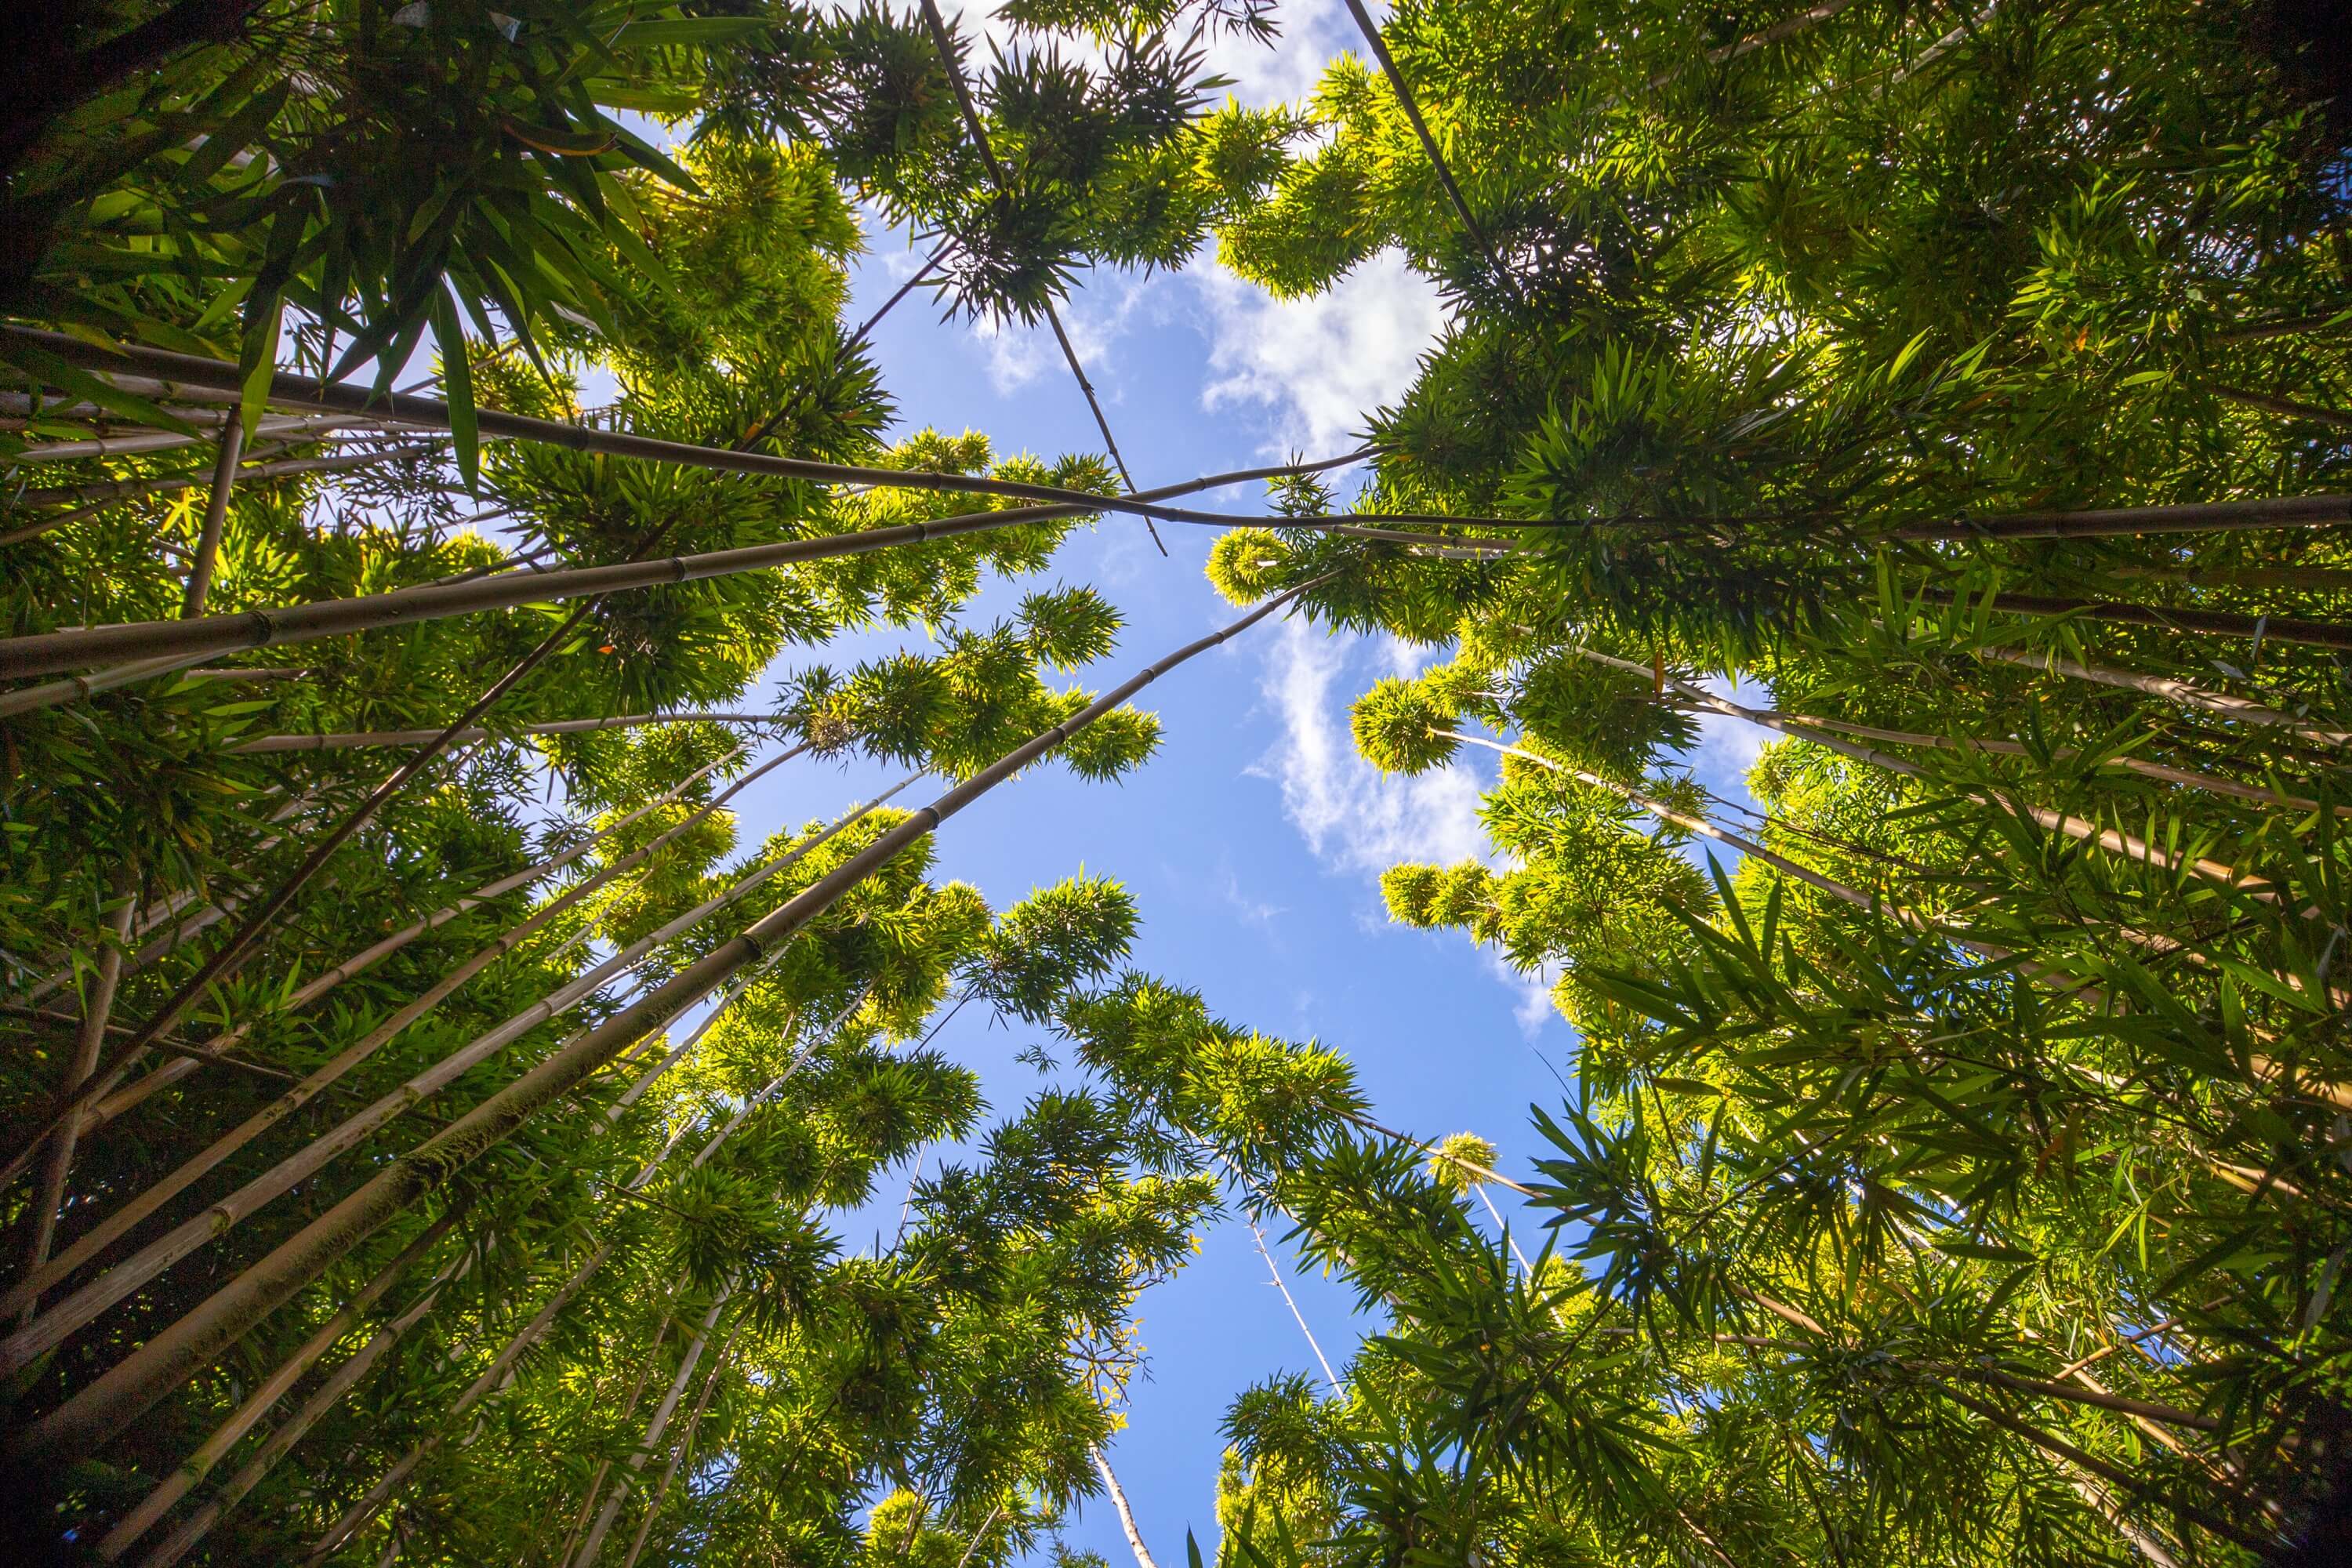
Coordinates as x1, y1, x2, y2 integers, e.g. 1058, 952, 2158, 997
681, 5, 1769, 1558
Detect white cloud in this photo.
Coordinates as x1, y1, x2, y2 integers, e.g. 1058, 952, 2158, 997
1202, 0, 1359, 110
1250, 619, 1566, 1036
1251, 618, 1488, 876
1193, 252, 1446, 459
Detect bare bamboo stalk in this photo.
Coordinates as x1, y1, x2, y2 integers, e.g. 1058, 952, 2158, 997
1248, 1221, 1341, 1389
9, 412, 381, 463
177, 411, 242, 619
1975, 644, 2352, 746
0, 745, 818, 1358
231, 710, 778, 753
93, 1214, 461, 1559
0, 451, 1362, 684
1091, 1448, 1162, 1568
1568, 645, 2348, 818
0, 746, 768, 1320
615, 1320, 739, 1568
132, 1243, 474, 1568
1921, 585, 2352, 652
6, 578, 1326, 1475
16, 881, 136, 1327
0, 650, 220, 718
571, 1290, 729, 1567
556, 1311, 678, 1568
6, 446, 426, 518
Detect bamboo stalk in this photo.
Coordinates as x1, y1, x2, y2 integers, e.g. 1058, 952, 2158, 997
1091, 1447, 1162, 1568
1569, 645, 2348, 818
6, 445, 426, 516
614, 1320, 739, 1568
15, 881, 137, 1327
1338, 0, 1521, 305
132, 1243, 474, 1568
0, 448, 1360, 684
5, 577, 1325, 1474
908, 0, 1164, 556
1922, 585, 2352, 652
299, 1244, 615, 1566
93, 1214, 461, 1559
231, 710, 779, 753
571, 1291, 729, 1568
1975, 644, 2352, 746
9, 412, 380, 463
0, 748, 764, 1323
0, 744, 816, 1359
177, 411, 241, 619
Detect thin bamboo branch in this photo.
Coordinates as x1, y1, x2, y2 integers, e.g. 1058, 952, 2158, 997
1338, 0, 1521, 304
2214, 387, 2352, 431
5, 576, 1328, 1474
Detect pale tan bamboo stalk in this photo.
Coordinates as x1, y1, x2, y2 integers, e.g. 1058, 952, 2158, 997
1091, 1447, 1162, 1568
0, 747, 762, 1326
132, 1247, 473, 1568
615, 1320, 740, 1568
0, 745, 821, 1356
178, 411, 242, 619
71, 746, 746, 1141
1572, 647, 2349, 818
0, 650, 218, 718
571, 1290, 730, 1567
555, 1312, 678, 1568
93, 1214, 460, 1559
0, 454, 1358, 684
6, 412, 379, 464
1247, 1220, 1341, 1389
1976, 644, 2352, 746
4, 446, 424, 530
7, 578, 1324, 1475
16, 882, 137, 1326
232, 710, 776, 753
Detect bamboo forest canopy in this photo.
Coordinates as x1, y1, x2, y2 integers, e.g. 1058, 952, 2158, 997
2, 0, 2350, 1563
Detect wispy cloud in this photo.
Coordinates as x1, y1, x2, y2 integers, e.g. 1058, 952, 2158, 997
1251, 618, 1488, 874
1192, 252, 1446, 459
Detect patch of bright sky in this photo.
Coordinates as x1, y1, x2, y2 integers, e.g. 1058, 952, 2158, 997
653, 3, 1770, 1557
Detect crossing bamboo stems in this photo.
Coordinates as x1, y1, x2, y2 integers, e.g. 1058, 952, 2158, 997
92, 1213, 461, 1559
0, 746, 768, 1319
0, 744, 819, 1356
16, 880, 136, 1327
5, 576, 1328, 1475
